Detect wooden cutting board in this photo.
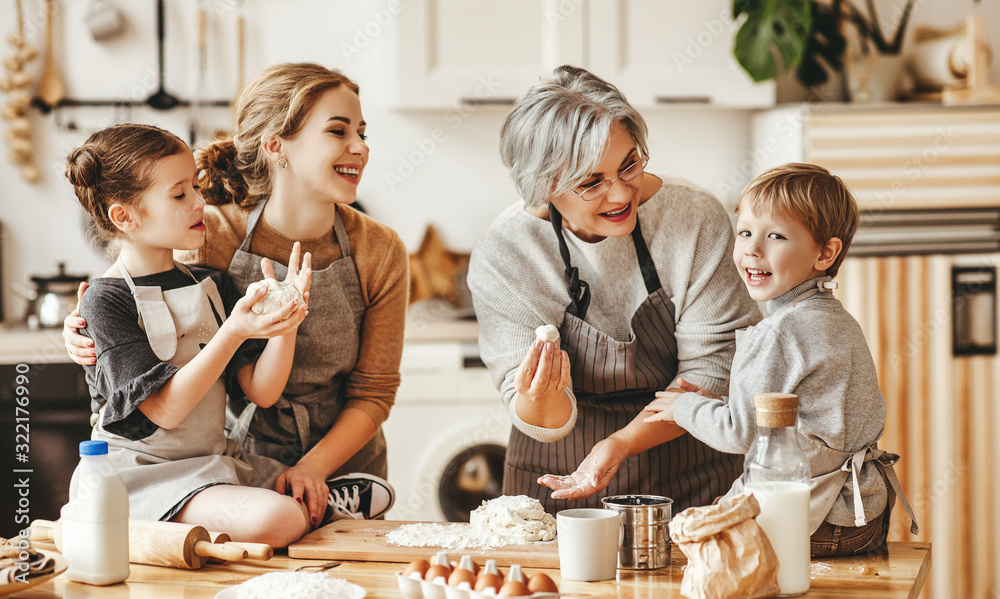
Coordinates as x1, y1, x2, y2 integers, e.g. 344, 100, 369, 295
287, 520, 560, 568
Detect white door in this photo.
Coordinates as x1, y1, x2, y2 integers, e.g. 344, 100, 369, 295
393, 0, 585, 108
587, 0, 774, 108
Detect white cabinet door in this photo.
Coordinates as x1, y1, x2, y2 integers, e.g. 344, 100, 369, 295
587, 0, 774, 108
393, 0, 584, 109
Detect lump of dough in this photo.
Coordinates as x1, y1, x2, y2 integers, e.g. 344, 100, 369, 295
535, 324, 560, 343
469, 495, 557, 543
245, 278, 303, 315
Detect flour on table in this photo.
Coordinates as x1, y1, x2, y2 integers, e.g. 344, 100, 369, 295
386, 495, 557, 550
234, 572, 364, 599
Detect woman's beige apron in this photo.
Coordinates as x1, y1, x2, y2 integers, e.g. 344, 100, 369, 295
503, 205, 743, 514
225, 200, 387, 478
94, 260, 285, 521
725, 281, 919, 535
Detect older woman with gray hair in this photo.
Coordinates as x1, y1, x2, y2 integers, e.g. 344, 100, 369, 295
467, 65, 760, 514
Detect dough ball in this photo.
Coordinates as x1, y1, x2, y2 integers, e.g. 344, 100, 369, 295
535, 325, 559, 343
245, 278, 303, 315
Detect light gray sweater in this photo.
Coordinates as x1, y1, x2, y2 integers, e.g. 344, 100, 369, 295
468, 175, 761, 442
673, 276, 889, 531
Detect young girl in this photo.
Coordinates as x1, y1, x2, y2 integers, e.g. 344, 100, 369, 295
67, 124, 312, 547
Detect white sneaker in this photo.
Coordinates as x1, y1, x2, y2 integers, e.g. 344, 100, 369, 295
322, 473, 395, 524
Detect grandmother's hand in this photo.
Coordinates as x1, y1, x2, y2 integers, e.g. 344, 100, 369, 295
513, 339, 572, 428
537, 435, 629, 500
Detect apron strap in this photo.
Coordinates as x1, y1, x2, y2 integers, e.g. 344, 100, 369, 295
116, 257, 178, 361
333, 205, 352, 258
548, 203, 591, 319
630, 215, 662, 295
841, 447, 920, 535
237, 200, 268, 252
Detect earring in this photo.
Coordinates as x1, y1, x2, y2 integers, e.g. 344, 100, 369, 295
277, 158, 288, 169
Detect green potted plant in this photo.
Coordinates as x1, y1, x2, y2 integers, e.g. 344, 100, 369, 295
733, 0, 915, 96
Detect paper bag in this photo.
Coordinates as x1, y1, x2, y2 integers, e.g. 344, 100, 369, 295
669, 492, 780, 599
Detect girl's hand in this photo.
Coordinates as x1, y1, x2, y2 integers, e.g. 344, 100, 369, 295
260, 242, 312, 308
537, 436, 629, 500
274, 463, 330, 527
227, 287, 307, 340
63, 282, 96, 365
514, 339, 571, 407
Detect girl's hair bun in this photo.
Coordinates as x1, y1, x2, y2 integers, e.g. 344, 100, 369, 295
65, 146, 102, 189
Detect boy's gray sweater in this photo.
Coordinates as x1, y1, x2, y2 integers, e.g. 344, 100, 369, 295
673, 276, 888, 532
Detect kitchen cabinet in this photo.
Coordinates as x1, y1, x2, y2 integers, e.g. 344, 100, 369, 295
392, 0, 773, 109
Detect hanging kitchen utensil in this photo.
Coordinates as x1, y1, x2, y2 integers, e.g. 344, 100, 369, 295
235, 0, 245, 97
188, 0, 206, 144
36, 0, 65, 109
85, 0, 126, 42
146, 0, 179, 110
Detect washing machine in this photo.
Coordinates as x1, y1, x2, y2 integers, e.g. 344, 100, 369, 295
383, 337, 511, 522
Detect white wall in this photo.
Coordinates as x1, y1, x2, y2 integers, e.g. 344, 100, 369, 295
0, 0, 996, 322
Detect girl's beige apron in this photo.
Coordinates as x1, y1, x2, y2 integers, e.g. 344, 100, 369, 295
225, 200, 387, 477
93, 260, 285, 521
503, 205, 743, 514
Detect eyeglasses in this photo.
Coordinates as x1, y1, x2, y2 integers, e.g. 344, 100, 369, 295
569, 156, 648, 202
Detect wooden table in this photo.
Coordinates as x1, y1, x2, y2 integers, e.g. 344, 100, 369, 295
6, 541, 930, 598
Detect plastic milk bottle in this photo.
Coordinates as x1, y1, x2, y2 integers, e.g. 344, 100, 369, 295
61, 440, 130, 585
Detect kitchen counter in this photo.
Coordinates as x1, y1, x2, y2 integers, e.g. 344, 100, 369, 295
10, 541, 930, 598
0, 323, 71, 365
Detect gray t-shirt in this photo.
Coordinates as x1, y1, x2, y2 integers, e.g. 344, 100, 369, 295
79, 266, 265, 440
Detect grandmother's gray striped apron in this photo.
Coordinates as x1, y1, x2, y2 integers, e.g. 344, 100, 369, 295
503, 204, 742, 514
226, 200, 386, 478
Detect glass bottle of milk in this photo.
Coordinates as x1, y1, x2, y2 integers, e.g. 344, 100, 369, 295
744, 393, 811, 597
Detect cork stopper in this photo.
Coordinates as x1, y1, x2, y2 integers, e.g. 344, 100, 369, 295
754, 393, 799, 428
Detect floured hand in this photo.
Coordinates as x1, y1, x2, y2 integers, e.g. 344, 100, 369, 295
537, 436, 628, 500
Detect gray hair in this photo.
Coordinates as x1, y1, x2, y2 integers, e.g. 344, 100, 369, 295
499, 65, 649, 208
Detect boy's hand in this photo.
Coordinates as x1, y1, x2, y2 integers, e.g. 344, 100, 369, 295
674, 377, 721, 400
643, 388, 683, 423
260, 242, 312, 308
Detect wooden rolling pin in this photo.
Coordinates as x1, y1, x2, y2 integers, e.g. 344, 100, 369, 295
208, 531, 273, 561
31, 519, 252, 569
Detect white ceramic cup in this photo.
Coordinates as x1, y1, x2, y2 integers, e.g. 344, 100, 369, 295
556, 508, 623, 581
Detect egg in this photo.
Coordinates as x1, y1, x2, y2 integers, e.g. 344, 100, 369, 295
403, 558, 430, 578
527, 572, 559, 593
425, 564, 451, 582
448, 567, 476, 587
499, 580, 531, 596
475, 572, 503, 592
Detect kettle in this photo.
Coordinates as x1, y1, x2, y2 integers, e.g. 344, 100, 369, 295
25, 262, 89, 328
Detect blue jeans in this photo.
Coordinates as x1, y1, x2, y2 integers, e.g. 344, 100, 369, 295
810, 482, 894, 557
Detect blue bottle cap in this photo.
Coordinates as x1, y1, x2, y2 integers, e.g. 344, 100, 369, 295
79, 440, 109, 456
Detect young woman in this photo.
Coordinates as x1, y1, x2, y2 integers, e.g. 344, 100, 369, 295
67, 124, 311, 547
65, 64, 407, 527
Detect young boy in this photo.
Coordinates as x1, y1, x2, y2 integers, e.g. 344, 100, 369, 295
644, 163, 917, 556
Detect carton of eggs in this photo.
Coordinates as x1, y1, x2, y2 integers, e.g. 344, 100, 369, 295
395, 553, 561, 599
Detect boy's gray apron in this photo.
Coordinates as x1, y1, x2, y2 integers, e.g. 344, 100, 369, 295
725, 280, 919, 535
94, 259, 285, 521
226, 200, 387, 477
503, 205, 742, 514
